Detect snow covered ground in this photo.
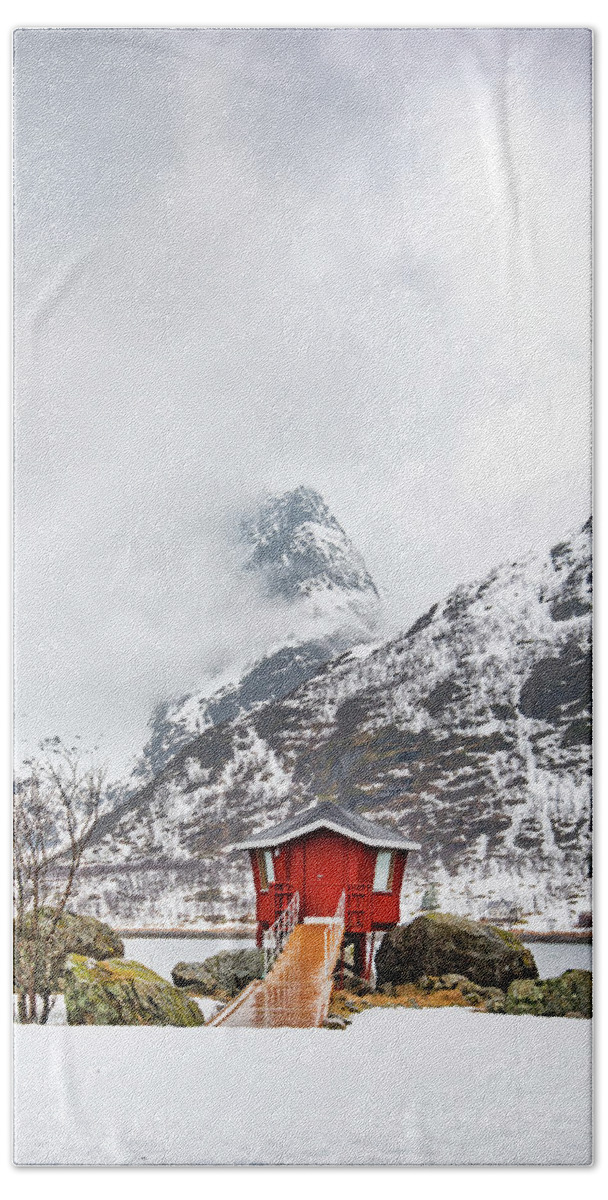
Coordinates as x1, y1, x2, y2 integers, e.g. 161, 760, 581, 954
13, 1009, 591, 1165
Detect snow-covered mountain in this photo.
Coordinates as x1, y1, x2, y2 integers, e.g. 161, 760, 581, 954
132, 486, 382, 781
76, 519, 591, 931
241, 485, 379, 608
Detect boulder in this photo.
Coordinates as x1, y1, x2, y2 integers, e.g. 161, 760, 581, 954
483, 993, 507, 1013
439, 973, 468, 989
375, 914, 538, 990
505, 970, 591, 1018
171, 962, 218, 993
504, 978, 545, 1015
64, 955, 205, 1026
541, 969, 592, 1018
14, 908, 124, 993
457, 979, 485, 999
332, 966, 375, 995
52, 910, 124, 960
171, 947, 264, 998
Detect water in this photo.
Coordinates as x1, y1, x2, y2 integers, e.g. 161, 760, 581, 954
122, 936, 256, 983
123, 935, 590, 985
526, 941, 591, 980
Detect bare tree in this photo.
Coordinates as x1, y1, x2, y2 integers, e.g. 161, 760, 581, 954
13, 738, 106, 1023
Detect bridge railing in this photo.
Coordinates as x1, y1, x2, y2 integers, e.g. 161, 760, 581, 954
324, 889, 345, 977
263, 889, 300, 978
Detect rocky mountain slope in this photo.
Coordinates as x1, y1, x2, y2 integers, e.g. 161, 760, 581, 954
240, 485, 379, 608
75, 519, 591, 931
131, 486, 382, 781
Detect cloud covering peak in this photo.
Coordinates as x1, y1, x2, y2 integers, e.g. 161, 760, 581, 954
13, 29, 591, 772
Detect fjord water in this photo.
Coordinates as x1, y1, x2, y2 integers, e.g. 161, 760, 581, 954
122, 935, 590, 984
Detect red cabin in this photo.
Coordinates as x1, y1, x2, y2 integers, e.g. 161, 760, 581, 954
233, 800, 419, 976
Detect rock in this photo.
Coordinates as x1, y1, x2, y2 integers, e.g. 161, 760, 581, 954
171, 962, 218, 994
14, 908, 124, 993
172, 948, 264, 999
332, 966, 375, 995
380, 982, 396, 997
541, 969, 592, 1018
483, 994, 506, 1013
440, 973, 468, 989
457, 979, 484, 998
375, 914, 538, 990
509, 978, 544, 1001
53, 910, 124, 960
506, 969, 592, 1018
323, 1016, 350, 1030
342, 998, 363, 1013
64, 955, 205, 1026
416, 974, 437, 991
470, 970, 594, 1018
505, 978, 549, 1015
15, 907, 123, 960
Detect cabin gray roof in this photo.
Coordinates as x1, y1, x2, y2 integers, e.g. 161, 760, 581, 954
231, 800, 420, 852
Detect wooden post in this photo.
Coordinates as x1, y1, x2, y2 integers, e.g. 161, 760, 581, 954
364, 931, 376, 980
352, 933, 365, 977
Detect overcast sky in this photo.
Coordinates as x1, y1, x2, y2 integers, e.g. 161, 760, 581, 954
14, 28, 592, 774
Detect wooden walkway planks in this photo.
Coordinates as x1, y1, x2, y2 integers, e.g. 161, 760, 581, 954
211, 923, 342, 1028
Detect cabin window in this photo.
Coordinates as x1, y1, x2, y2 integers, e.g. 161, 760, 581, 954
373, 850, 395, 893
257, 849, 275, 891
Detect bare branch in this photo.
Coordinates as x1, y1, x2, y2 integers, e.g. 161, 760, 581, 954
13, 739, 107, 1023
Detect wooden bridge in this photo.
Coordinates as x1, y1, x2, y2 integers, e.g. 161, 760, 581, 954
211, 892, 344, 1028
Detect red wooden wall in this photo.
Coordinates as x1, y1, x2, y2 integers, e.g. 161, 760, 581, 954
250, 828, 407, 935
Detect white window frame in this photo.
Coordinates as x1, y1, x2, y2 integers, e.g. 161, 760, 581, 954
373, 849, 394, 893
258, 848, 276, 890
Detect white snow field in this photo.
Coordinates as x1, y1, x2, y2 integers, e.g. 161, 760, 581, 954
14, 1008, 591, 1165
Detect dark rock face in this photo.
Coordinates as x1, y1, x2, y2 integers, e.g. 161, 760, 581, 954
136, 641, 341, 778
518, 636, 591, 723
172, 948, 264, 998
64, 955, 204, 1026
374, 915, 538, 990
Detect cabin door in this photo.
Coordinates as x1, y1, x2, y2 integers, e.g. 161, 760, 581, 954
303, 834, 345, 918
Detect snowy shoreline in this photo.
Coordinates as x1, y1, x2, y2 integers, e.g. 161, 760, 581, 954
14, 1008, 592, 1165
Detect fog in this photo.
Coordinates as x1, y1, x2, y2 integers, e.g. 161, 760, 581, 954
13, 28, 591, 773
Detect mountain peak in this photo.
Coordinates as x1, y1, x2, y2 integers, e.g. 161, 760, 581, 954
240, 486, 379, 603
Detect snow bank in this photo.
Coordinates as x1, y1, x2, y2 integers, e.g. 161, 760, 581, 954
13, 1008, 591, 1165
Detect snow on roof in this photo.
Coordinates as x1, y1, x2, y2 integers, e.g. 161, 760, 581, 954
231, 800, 420, 852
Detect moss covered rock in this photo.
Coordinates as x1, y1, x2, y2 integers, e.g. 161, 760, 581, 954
505, 978, 545, 1014
54, 910, 124, 960
541, 969, 592, 1017
172, 948, 264, 998
14, 908, 124, 993
505, 969, 591, 1018
64, 955, 204, 1026
375, 913, 538, 990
